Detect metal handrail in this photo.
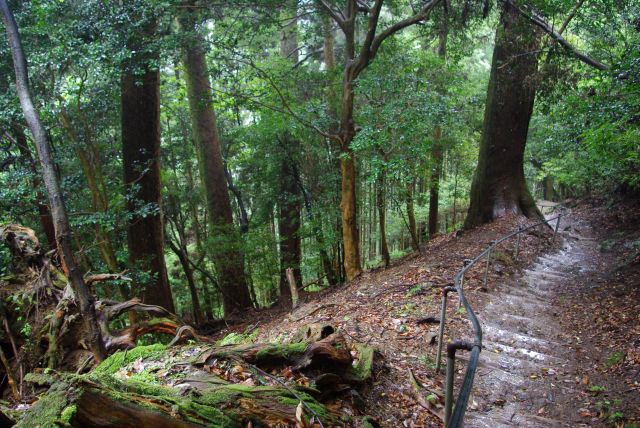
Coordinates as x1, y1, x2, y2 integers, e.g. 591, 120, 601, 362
435, 213, 562, 427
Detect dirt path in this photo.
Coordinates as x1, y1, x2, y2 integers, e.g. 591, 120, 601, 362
466, 204, 640, 427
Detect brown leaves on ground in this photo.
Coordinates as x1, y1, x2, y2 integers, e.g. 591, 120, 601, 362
212, 213, 559, 427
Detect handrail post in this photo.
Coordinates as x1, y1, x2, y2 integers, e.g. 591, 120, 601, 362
444, 341, 474, 428
514, 229, 521, 260
458, 274, 464, 309
554, 213, 562, 241
435, 286, 457, 372
483, 246, 492, 288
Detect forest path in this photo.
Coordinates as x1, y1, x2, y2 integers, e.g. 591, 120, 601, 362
464, 209, 589, 426
465, 209, 616, 427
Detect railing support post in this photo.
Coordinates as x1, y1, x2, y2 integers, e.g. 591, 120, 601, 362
435, 286, 457, 372
514, 231, 521, 260
445, 352, 455, 427
554, 213, 561, 241
483, 247, 492, 288
444, 342, 474, 428
458, 273, 464, 309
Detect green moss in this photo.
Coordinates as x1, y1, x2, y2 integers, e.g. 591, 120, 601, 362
345, 344, 374, 383
255, 342, 308, 361
60, 404, 77, 423
217, 330, 258, 346
183, 401, 237, 427
15, 381, 76, 427
94, 344, 166, 375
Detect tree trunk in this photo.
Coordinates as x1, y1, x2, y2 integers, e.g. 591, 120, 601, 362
340, 150, 361, 280
376, 171, 390, 268
543, 176, 556, 201
169, 241, 204, 326
406, 178, 420, 251
278, 140, 303, 304
1, 0, 106, 361
179, 12, 252, 314
428, 6, 448, 239
121, 26, 174, 312
464, 1, 543, 228
428, 128, 443, 238
277, 2, 303, 304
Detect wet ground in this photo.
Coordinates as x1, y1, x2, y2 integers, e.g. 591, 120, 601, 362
466, 205, 639, 427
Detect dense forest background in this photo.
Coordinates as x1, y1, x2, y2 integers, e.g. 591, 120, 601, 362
0, 0, 638, 328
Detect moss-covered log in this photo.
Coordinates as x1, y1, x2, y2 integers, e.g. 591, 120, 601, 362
15, 333, 376, 427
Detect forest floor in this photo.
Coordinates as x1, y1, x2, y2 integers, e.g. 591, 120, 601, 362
214, 197, 640, 427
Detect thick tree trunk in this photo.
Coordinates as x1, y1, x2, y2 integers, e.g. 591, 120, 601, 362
376, 171, 390, 268
464, 2, 543, 228
121, 43, 174, 312
179, 12, 252, 314
543, 176, 556, 201
1, 0, 106, 361
340, 150, 361, 280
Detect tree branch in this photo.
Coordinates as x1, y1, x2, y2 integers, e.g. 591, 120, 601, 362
354, 0, 441, 77
506, 0, 609, 70
317, 0, 347, 33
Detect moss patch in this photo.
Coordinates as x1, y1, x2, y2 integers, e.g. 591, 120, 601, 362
255, 342, 308, 361
345, 344, 375, 383
15, 380, 77, 427
94, 344, 166, 375
60, 404, 77, 424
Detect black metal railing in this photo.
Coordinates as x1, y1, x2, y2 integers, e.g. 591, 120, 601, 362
434, 213, 562, 427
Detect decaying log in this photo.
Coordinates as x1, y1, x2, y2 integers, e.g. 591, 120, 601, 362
17, 329, 376, 427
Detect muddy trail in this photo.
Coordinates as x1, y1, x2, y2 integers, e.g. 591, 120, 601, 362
213, 199, 639, 427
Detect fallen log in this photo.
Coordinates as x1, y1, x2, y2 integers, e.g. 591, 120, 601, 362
15, 332, 376, 427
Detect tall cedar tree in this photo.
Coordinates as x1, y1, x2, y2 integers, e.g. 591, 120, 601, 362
278, 1, 303, 305
428, 2, 448, 237
121, 18, 175, 312
178, 9, 253, 314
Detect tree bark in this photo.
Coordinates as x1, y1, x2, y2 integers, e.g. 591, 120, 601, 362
178, 11, 252, 314
0, 0, 106, 361
278, 2, 303, 304
121, 21, 174, 312
376, 170, 390, 268
428, 136, 443, 238
406, 178, 420, 251
464, 1, 543, 228
278, 139, 303, 303
428, 5, 448, 238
